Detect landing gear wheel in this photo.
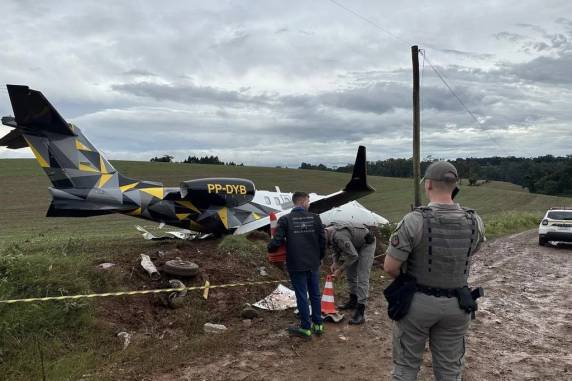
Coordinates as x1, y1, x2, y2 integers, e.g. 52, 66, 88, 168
163, 259, 199, 277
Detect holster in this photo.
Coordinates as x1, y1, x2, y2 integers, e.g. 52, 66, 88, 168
383, 272, 417, 321
456, 286, 484, 319
456, 286, 476, 313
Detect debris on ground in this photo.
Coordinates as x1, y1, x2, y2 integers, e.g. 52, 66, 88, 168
256, 266, 269, 277
253, 284, 296, 310
322, 312, 345, 323
117, 332, 132, 350
242, 319, 252, 327
241, 305, 259, 319
203, 323, 228, 334
158, 279, 188, 309
97, 263, 115, 270
140, 254, 161, 280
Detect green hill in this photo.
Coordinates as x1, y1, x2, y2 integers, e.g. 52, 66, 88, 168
1, 158, 570, 241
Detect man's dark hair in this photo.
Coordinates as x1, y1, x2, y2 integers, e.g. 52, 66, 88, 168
292, 191, 309, 205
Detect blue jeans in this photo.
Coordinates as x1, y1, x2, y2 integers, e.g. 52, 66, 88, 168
289, 270, 322, 329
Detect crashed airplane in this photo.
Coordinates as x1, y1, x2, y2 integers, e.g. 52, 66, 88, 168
1, 85, 376, 235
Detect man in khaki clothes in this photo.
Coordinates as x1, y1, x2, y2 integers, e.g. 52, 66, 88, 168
326, 223, 376, 324
384, 161, 485, 381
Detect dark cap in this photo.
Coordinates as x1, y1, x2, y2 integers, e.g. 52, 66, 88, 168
422, 161, 458, 183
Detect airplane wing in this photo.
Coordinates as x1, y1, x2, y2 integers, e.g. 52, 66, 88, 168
233, 146, 375, 235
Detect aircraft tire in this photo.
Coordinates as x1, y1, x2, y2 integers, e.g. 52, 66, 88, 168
163, 259, 200, 277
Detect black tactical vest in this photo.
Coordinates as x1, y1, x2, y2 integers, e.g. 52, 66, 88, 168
407, 206, 477, 289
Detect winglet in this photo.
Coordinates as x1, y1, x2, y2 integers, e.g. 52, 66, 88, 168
4, 84, 75, 136
343, 145, 375, 193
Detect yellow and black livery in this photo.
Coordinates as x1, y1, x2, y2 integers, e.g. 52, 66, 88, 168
1, 85, 374, 235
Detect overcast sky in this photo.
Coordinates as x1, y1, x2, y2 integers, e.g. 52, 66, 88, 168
0, 0, 571, 167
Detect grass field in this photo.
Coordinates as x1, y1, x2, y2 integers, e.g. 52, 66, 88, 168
0, 158, 571, 379
1, 158, 570, 241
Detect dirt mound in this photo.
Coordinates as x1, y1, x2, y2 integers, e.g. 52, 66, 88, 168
93, 237, 288, 379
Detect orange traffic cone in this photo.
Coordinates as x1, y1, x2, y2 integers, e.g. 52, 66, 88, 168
267, 212, 286, 263
321, 274, 337, 315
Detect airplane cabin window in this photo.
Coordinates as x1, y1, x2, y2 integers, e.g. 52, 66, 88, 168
264, 196, 271, 205
274, 197, 281, 204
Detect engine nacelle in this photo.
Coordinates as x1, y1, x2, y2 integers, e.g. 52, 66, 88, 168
180, 178, 255, 208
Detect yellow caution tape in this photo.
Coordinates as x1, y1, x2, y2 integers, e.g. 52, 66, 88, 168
202, 280, 210, 300
0, 279, 288, 304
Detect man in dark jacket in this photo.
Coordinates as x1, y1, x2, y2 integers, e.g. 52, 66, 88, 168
268, 191, 326, 338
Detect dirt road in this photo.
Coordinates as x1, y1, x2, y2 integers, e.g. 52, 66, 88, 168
154, 230, 571, 380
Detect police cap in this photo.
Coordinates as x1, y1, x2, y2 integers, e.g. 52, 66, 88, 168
422, 161, 458, 183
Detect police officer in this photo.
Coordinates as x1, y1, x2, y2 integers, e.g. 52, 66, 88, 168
325, 222, 376, 325
384, 161, 485, 380
268, 191, 326, 338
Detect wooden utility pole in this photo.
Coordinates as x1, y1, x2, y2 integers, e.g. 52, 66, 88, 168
412, 45, 421, 207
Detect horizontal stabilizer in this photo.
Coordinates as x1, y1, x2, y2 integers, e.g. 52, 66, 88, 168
3, 85, 75, 136
0, 128, 27, 149
46, 202, 116, 217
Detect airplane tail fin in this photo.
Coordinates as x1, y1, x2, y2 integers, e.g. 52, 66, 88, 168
1, 85, 127, 190
308, 146, 375, 215
343, 145, 374, 193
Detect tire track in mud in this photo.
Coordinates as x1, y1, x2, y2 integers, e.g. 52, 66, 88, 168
153, 230, 572, 381
465, 230, 572, 380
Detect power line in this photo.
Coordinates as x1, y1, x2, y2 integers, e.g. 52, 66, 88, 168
327, 0, 409, 45
325, 0, 506, 155
422, 54, 483, 126
421, 52, 505, 152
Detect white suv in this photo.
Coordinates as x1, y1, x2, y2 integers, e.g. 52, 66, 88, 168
538, 208, 572, 246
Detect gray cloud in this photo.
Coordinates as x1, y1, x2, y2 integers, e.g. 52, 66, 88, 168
0, 0, 571, 167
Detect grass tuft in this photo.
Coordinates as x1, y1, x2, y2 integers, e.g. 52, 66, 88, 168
483, 211, 542, 238
217, 234, 267, 257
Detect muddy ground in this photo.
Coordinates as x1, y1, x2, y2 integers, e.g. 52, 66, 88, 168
100, 230, 571, 380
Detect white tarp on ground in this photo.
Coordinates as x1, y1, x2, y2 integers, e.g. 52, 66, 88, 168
253, 284, 297, 310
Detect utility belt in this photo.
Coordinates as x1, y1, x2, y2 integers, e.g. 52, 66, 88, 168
384, 276, 485, 321
416, 284, 457, 298
416, 284, 485, 319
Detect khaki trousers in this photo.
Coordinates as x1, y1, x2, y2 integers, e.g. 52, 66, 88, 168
391, 292, 470, 381
345, 241, 375, 304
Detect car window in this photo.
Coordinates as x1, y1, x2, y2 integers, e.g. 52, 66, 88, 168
547, 211, 572, 220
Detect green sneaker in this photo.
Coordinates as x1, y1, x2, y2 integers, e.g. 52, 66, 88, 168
287, 326, 312, 339
311, 323, 324, 335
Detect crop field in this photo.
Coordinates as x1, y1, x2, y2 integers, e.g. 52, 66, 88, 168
0, 158, 571, 380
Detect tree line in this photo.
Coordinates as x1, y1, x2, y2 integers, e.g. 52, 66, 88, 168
301, 155, 572, 196
150, 154, 243, 166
